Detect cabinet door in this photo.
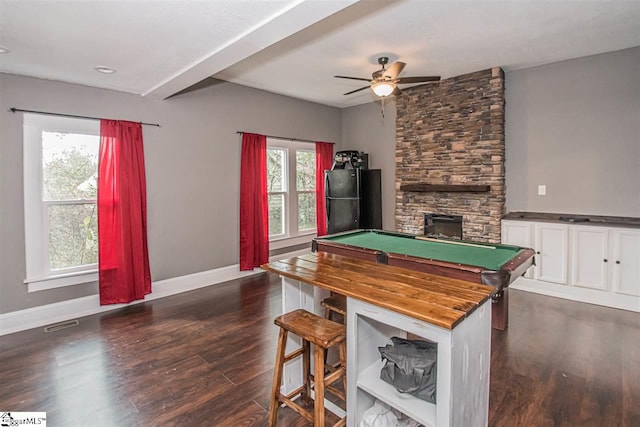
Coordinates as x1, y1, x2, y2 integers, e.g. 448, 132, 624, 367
501, 221, 534, 278
534, 223, 569, 284
570, 226, 609, 290
610, 229, 640, 296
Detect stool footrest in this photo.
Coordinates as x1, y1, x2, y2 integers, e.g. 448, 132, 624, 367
283, 385, 304, 401
326, 384, 346, 401
323, 368, 345, 387
283, 347, 304, 363
279, 394, 314, 423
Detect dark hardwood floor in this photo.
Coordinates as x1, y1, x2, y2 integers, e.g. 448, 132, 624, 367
1, 273, 638, 426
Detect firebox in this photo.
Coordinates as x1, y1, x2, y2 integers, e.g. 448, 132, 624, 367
424, 213, 463, 240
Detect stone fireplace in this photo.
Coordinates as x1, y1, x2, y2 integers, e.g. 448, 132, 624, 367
395, 67, 505, 243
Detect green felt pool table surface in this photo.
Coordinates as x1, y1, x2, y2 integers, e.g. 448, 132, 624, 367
321, 230, 523, 271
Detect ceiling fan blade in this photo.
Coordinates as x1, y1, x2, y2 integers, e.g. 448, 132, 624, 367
396, 76, 441, 84
383, 61, 406, 79
335, 75, 372, 82
343, 86, 370, 95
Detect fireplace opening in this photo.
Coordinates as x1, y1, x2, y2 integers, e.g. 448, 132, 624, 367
424, 213, 463, 240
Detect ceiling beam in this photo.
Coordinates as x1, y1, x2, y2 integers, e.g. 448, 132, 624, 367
144, 0, 359, 99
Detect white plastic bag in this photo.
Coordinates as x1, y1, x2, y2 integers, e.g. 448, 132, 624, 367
360, 400, 398, 427
360, 400, 421, 427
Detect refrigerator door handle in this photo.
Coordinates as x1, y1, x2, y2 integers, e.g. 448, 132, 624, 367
325, 172, 330, 198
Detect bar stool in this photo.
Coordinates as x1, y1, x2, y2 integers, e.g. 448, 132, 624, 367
268, 309, 346, 427
321, 294, 347, 323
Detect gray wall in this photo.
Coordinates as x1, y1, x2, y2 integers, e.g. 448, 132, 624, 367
505, 47, 640, 216
3, 46, 637, 314
341, 100, 397, 230
0, 73, 341, 314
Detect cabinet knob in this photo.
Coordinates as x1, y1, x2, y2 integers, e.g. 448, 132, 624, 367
616, 260, 620, 264
603, 259, 608, 263
536, 251, 540, 255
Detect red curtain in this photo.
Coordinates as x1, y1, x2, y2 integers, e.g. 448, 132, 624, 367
98, 120, 151, 305
315, 142, 334, 236
239, 133, 269, 270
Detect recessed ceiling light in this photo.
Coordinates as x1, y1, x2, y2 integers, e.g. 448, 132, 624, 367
94, 66, 116, 74
0, 46, 9, 54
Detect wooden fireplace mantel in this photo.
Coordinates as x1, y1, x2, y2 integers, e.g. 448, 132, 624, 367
399, 184, 491, 192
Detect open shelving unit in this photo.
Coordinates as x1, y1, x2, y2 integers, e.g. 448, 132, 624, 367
357, 358, 436, 425
346, 297, 491, 427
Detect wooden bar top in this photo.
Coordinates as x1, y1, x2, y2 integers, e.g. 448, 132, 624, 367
262, 252, 496, 330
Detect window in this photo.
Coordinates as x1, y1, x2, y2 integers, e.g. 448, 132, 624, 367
23, 114, 100, 291
266, 139, 316, 245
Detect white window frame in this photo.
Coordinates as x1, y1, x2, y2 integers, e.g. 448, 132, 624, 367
267, 138, 317, 249
23, 114, 99, 292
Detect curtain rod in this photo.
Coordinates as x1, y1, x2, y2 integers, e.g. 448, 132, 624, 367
9, 108, 161, 127
236, 131, 334, 145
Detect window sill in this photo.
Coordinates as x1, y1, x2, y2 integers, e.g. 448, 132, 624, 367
25, 270, 98, 292
270, 232, 317, 250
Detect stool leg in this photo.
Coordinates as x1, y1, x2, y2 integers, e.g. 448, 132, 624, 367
268, 328, 288, 427
313, 344, 326, 426
302, 339, 311, 405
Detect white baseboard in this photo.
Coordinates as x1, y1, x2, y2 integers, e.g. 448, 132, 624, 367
0, 249, 311, 336
510, 277, 640, 312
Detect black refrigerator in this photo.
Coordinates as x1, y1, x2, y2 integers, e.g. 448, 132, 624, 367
325, 169, 382, 234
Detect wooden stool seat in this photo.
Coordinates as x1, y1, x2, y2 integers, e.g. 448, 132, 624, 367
275, 309, 345, 348
269, 309, 346, 427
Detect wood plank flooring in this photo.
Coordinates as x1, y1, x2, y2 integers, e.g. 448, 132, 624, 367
1, 272, 638, 426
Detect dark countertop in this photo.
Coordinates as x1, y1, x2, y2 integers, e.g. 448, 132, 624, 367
503, 211, 640, 228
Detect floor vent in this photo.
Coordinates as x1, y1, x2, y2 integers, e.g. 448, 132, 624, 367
44, 319, 79, 333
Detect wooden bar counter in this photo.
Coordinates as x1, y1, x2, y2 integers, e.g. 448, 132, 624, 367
263, 251, 495, 329
263, 252, 496, 427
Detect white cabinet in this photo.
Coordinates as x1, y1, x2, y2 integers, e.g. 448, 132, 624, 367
501, 220, 569, 283
501, 221, 534, 278
346, 297, 492, 427
502, 219, 640, 312
279, 275, 493, 427
610, 229, 640, 296
534, 223, 569, 284
570, 226, 609, 290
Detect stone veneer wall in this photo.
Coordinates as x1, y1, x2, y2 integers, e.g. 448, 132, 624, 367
395, 67, 505, 243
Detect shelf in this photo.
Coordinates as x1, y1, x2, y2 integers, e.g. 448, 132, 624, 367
357, 359, 436, 427
400, 184, 490, 193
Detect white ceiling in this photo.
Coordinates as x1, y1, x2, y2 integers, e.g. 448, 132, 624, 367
1, 0, 638, 108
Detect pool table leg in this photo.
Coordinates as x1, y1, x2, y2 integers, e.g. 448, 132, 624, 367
491, 289, 509, 331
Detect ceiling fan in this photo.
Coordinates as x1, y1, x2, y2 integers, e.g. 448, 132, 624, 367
335, 57, 440, 97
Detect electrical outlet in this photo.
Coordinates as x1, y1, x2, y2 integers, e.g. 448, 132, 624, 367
538, 185, 546, 196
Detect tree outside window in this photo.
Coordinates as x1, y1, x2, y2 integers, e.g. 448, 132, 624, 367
42, 131, 99, 270
266, 140, 316, 239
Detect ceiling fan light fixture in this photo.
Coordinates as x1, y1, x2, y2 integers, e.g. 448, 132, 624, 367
371, 81, 395, 97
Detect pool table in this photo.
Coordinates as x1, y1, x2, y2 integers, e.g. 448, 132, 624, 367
312, 229, 535, 330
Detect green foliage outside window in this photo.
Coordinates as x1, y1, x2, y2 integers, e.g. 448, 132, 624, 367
42, 132, 99, 269
296, 151, 316, 230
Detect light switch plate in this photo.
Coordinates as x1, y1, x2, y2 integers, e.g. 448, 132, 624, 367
538, 185, 546, 196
